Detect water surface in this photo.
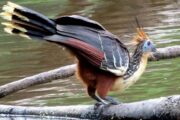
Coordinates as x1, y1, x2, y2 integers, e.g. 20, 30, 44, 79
0, 0, 179, 107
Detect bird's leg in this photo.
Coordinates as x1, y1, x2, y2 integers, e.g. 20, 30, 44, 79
104, 96, 120, 105
87, 86, 108, 105
87, 86, 108, 117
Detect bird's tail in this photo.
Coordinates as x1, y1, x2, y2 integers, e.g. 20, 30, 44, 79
0, 1, 56, 39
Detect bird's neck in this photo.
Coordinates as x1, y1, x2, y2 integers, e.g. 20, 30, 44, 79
124, 42, 148, 79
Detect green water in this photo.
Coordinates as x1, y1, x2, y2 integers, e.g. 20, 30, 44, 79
0, 0, 179, 107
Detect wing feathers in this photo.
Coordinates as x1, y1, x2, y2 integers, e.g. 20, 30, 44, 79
55, 15, 105, 30
63, 39, 104, 67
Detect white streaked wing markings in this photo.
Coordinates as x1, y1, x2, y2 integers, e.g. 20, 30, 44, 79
111, 40, 117, 68
98, 33, 107, 62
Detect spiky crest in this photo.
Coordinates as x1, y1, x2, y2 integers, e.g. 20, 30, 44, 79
133, 17, 149, 45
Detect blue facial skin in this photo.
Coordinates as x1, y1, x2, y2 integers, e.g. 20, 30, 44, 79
143, 40, 156, 53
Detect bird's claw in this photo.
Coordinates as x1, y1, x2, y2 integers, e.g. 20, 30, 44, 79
104, 96, 121, 105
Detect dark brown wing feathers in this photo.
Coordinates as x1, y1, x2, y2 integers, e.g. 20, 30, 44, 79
63, 39, 104, 67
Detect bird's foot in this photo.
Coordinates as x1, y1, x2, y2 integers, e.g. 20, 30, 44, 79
95, 96, 120, 107
94, 99, 111, 111
104, 96, 121, 105
94, 97, 120, 117
94, 99, 118, 118
93, 102, 105, 118
94, 100, 109, 109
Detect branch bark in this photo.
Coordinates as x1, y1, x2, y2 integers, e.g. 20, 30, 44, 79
0, 95, 179, 120
0, 64, 76, 98
0, 45, 179, 98
151, 45, 180, 60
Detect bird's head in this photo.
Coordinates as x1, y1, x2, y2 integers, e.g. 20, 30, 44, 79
132, 17, 156, 55
133, 23, 156, 56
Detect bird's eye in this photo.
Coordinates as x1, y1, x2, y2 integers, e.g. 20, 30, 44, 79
147, 41, 151, 46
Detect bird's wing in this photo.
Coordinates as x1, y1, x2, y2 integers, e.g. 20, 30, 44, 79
99, 34, 130, 76
55, 15, 106, 30
0, 2, 129, 76
47, 16, 130, 76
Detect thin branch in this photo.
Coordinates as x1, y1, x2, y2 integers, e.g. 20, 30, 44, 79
0, 95, 179, 119
0, 45, 179, 98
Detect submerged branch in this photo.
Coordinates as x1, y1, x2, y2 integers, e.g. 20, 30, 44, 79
0, 95, 179, 119
0, 45, 179, 98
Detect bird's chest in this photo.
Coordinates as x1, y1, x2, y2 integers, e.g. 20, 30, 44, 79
111, 58, 147, 92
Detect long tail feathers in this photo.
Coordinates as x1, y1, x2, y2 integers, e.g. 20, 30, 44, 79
0, 1, 56, 39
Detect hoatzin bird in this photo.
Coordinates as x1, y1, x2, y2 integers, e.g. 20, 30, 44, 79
0, 2, 156, 105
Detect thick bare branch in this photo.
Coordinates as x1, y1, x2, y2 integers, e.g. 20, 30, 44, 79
0, 64, 76, 98
0, 95, 179, 120
0, 45, 179, 98
151, 45, 180, 60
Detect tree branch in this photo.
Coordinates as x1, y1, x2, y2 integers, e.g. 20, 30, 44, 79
0, 64, 76, 98
0, 45, 179, 98
0, 95, 179, 120
151, 45, 180, 60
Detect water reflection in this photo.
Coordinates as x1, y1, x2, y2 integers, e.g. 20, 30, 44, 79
0, 0, 179, 106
